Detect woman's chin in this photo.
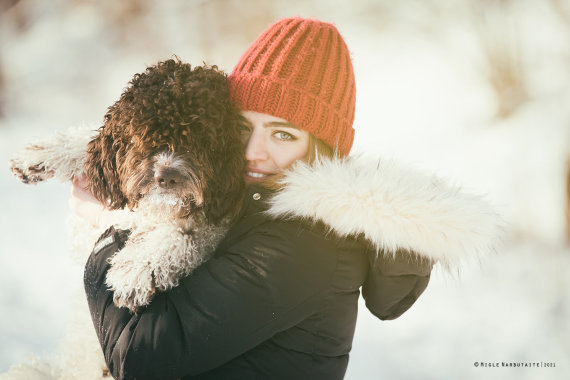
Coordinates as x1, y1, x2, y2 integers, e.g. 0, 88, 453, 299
244, 176, 264, 185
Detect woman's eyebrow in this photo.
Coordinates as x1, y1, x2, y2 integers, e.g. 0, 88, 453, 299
264, 121, 300, 129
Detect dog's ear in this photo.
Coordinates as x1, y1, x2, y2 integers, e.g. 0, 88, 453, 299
203, 116, 246, 225
205, 157, 245, 224
84, 129, 127, 209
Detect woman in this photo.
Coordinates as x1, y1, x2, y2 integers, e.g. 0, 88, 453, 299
76, 17, 499, 380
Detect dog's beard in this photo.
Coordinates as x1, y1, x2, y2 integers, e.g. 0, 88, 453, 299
123, 152, 205, 218
144, 192, 181, 207
137, 185, 202, 217
131, 181, 204, 219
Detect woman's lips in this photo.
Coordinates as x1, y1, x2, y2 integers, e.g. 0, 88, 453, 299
245, 168, 272, 182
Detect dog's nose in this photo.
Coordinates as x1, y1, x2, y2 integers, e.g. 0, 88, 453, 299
155, 168, 182, 189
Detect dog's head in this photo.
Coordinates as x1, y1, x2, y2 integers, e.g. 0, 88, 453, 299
84, 59, 245, 223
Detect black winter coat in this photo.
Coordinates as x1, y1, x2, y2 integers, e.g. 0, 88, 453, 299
85, 157, 500, 380
84, 185, 432, 380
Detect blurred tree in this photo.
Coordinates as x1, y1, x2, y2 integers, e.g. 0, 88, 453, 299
196, 0, 276, 51
471, 0, 528, 119
97, 0, 148, 45
339, 0, 533, 119
0, 64, 4, 118
68, 0, 151, 49
0, 0, 25, 120
193, 0, 277, 67
0, 0, 28, 32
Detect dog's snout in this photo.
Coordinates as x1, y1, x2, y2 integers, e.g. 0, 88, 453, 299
155, 168, 182, 189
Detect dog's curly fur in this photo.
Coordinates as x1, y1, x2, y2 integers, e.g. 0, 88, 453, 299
7, 59, 245, 379
85, 59, 244, 223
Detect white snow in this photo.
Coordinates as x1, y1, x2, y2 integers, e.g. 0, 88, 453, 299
1, 1, 569, 379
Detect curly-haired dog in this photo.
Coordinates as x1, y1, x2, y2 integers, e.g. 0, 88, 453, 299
7, 59, 245, 379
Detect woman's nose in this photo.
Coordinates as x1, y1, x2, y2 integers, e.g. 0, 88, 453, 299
245, 130, 268, 161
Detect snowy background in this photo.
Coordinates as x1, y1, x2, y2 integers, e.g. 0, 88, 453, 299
1, 0, 569, 379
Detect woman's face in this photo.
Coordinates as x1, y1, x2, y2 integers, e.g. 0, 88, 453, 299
241, 111, 309, 184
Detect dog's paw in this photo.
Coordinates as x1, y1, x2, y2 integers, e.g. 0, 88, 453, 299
106, 256, 157, 312
112, 286, 156, 313
10, 145, 55, 184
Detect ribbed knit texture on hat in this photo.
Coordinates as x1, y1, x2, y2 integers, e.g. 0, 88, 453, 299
228, 17, 356, 156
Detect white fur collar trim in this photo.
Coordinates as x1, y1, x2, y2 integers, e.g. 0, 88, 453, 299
266, 157, 502, 268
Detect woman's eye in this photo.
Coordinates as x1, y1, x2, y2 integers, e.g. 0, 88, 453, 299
273, 131, 296, 141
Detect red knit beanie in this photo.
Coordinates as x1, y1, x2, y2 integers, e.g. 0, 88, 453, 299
228, 17, 356, 156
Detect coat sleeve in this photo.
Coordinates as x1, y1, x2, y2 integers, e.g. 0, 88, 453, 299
361, 249, 433, 320
84, 222, 338, 380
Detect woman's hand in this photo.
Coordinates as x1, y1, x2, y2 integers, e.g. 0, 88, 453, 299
69, 175, 115, 228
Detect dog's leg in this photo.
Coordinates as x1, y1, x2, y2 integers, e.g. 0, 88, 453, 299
10, 125, 97, 184
106, 222, 218, 312
105, 224, 191, 311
